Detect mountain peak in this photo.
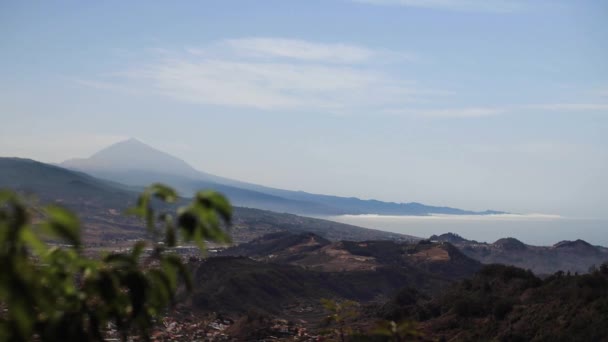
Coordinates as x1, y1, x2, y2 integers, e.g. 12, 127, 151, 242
554, 239, 596, 249
429, 232, 470, 244
493, 237, 527, 251
91, 138, 159, 158
121, 137, 149, 147
61, 138, 199, 178
58, 140, 507, 217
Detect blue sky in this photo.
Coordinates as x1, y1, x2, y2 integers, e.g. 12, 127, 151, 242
1, 0, 607, 217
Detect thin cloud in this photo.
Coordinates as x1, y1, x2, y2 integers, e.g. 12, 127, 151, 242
384, 107, 505, 118
350, 0, 526, 13
125, 59, 419, 111
525, 103, 608, 111
222, 38, 377, 63
597, 88, 608, 97
78, 37, 607, 118
187, 37, 414, 64
87, 38, 423, 113
384, 102, 608, 118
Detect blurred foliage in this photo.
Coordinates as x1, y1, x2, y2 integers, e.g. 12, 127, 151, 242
0, 184, 231, 341
321, 298, 360, 342
321, 298, 421, 342
367, 320, 420, 341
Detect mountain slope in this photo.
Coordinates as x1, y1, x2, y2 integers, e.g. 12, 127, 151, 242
62, 138, 201, 178
430, 232, 608, 274
191, 237, 483, 316
61, 139, 344, 215
0, 157, 412, 243
0, 157, 135, 206
221, 232, 480, 279
60, 139, 504, 216
377, 264, 608, 341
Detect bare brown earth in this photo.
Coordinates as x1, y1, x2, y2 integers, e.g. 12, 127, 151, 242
411, 245, 451, 262
292, 242, 381, 272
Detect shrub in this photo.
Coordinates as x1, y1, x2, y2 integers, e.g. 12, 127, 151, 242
492, 298, 514, 320
0, 184, 232, 341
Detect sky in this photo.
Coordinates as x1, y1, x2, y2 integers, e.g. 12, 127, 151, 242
1, 0, 607, 218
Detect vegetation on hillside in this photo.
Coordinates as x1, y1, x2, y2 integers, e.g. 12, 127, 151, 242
378, 263, 608, 341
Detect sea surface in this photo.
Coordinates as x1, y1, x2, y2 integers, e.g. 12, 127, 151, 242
323, 214, 608, 247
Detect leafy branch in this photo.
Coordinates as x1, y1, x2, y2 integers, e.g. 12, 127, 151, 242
0, 184, 231, 341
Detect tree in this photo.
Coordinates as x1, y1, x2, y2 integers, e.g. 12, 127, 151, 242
0, 184, 232, 341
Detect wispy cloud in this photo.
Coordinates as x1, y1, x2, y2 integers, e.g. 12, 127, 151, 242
384, 107, 505, 118
86, 38, 424, 113
524, 103, 608, 111
384, 103, 608, 118
597, 88, 608, 97
350, 0, 526, 13
78, 37, 608, 118
187, 38, 413, 64
220, 38, 377, 63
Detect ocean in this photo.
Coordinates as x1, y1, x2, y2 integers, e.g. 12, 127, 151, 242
323, 214, 608, 247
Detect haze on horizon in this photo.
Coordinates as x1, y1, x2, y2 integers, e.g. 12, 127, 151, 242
1, 1, 607, 219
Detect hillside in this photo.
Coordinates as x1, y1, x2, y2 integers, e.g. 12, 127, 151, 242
184, 234, 608, 341
63, 140, 342, 215
0, 158, 147, 242
230, 208, 413, 243
0, 157, 135, 206
189, 256, 454, 316
60, 138, 505, 216
376, 264, 608, 341
430, 233, 608, 274
187, 236, 483, 321
0, 157, 412, 244
221, 232, 481, 278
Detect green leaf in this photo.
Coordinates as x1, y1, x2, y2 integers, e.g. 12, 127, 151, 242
165, 254, 193, 291
124, 272, 149, 318
131, 241, 147, 260
0, 186, 234, 341
148, 184, 178, 203
19, 228, 48, 256
97, 270, 119, 302
160, 258, 178, 290
0, 190, 21, 209
44, 205, 81, 248
104, 253, 135, 268
165, 225, 176, 247
195, 191, 232, 224
147, 269, 173, 305
177, 210, 197, 237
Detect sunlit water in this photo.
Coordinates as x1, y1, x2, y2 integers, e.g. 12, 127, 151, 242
322, 214, 608, 247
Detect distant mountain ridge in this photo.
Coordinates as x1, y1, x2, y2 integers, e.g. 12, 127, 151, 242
0, 157, 134, 206
221, 231, 481, 279
0, 157, 413, 243
430, 232, 608, 274
59, 138, 505, 216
